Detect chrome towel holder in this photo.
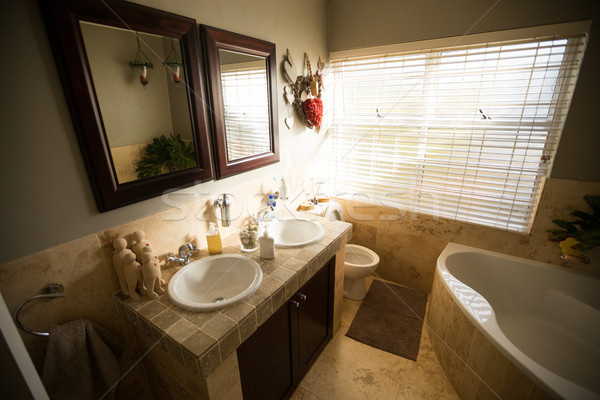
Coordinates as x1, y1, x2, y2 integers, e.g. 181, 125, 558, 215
13, 283, 66, 337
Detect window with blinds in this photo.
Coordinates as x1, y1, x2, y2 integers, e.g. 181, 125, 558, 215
329, 31, 587, 232
220, 64, 271, 160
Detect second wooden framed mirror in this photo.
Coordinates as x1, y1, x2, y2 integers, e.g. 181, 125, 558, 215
201, 25, 279, 179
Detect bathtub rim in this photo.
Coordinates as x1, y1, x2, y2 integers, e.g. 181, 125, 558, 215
436, 243, 599, 400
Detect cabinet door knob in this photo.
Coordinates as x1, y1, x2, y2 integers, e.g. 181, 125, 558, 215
290, 300, 300, 308
298, 293, 307, 301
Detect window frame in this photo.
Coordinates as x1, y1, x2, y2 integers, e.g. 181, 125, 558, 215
328, 22, 590, 232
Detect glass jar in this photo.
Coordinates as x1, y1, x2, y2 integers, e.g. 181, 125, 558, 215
239, 223, 259, 252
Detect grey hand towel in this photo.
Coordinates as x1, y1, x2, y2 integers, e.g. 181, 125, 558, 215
42, 319, 123, 400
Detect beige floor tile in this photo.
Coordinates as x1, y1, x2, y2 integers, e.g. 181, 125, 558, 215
396, 328, 461, 400
341, 298, 361, 328
296, 297, 459, 400
299, 326, 405, 400
290, 385, 323, 400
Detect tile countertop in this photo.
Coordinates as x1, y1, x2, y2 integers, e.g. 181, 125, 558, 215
114, 215, 352, 379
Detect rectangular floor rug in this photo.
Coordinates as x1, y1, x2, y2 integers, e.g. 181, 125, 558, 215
346, 279, 428, 361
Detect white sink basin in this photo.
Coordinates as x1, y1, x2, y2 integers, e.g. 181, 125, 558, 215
168, 255, 262, 312
267, 218, 325, 248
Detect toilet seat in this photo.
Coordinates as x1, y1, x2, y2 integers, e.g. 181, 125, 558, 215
345, 244, 379, 269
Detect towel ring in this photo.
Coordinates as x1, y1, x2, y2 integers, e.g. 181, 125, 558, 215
13, 283, 66, 337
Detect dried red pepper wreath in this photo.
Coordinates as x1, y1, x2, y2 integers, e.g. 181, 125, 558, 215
292, 55, 323, 129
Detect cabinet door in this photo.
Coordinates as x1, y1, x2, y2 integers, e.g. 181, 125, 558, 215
295, 257, 335, 379
238, 256, 336, 400
237, 303, 294, 400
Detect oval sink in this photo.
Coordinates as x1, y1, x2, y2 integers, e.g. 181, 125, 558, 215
168, 255, 262, 312
267, 218, 325, 248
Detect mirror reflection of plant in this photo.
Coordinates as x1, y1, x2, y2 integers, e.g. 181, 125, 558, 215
136, 134, 196, 179
547, 195, 600, 251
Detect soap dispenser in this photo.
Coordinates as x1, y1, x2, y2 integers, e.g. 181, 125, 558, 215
259, 229, 275, 259
206, 222, 222, 254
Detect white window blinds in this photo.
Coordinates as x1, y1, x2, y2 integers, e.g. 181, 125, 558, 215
221, 65, 271, 161
329, 32, 587, 232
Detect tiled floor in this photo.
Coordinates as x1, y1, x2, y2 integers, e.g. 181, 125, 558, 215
291, 279, 459, 400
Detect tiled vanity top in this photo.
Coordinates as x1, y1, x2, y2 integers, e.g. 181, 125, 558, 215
114, 215, 351, 378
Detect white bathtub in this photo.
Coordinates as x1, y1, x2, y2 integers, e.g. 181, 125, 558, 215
437, 243, 600, 400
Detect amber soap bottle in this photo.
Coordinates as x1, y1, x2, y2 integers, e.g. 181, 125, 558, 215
206, 222, 222, 254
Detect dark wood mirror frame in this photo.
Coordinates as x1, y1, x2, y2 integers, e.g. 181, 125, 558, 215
201, 25, 279, 179
38, 0, 213, 212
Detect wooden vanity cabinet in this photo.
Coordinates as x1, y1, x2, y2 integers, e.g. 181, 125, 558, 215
237, 256, 335, 400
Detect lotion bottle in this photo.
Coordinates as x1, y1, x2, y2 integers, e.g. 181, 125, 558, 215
259, 230, 275, 259
206, 222, 222, 254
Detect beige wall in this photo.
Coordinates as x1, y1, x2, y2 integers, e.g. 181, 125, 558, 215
0, 0, 329, 263
328, 0, 600, 183
338, 178, 600, 294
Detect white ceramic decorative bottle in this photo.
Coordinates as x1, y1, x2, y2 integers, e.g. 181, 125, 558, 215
259, 229, 275, 259
280, 176, 287, 200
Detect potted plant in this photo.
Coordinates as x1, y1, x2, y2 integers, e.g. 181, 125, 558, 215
547, 195, 600, 263
136, 134, 196, 179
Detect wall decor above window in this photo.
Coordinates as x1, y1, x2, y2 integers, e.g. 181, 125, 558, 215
38, 0, 213, 212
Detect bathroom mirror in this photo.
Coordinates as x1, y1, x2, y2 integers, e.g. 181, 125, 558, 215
38, 0, 213, 212
79, 23, 196, 185
201, 25, 279, 179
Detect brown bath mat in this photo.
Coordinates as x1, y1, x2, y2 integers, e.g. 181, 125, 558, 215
346, 279, 428, 361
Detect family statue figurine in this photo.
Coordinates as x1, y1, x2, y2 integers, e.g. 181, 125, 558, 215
111, 230, 165, 299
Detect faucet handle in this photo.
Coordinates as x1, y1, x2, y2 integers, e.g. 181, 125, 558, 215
214, 193, 230, 207
178, 243, 198, 258
178, 245, 188, 257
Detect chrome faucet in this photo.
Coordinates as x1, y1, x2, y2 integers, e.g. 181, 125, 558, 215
214, 194, 231, 227
168, 243, 199, 265
254, 205, 274, 224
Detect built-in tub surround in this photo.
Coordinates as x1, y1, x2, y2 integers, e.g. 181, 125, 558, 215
115, 216, 351, 399
428, 243, 600, 400
335, 177, 600, 294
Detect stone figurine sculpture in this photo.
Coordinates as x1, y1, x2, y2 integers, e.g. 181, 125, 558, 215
141, 252, 165, 299
112, 238, 132, 295
112, 238, 145, 299
123, 252, 145, 300
132, 230, 152, 262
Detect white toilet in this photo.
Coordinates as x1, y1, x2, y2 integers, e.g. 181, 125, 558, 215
323, 202, 380, 300
343, 244, 380, 300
